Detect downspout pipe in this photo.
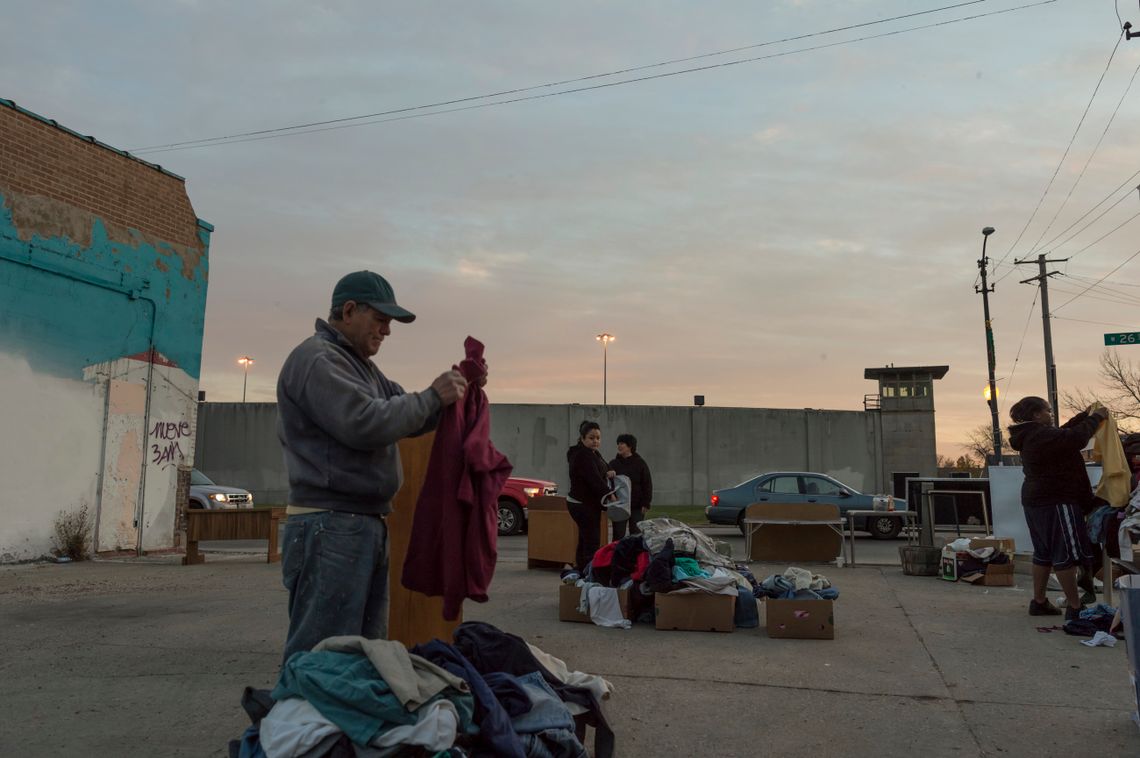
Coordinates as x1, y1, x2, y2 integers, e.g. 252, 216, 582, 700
133, 294, 158, 556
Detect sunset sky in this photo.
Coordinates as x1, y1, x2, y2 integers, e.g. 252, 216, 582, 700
6, 0, 1140, 457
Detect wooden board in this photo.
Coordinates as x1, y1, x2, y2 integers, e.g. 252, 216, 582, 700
387, 432, 460, 647
746, 502, 842, 562
526, 496, 609, 569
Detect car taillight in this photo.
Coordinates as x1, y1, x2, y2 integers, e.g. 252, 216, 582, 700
710, 494, 719, 506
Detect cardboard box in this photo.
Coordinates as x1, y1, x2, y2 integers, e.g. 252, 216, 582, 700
766, 598, 835, 640
654, 591, 735, 632
941, 538, 1016, 584
558, 583, 629, 624
981, 561, 1015, 586
967, 538, 1016, 554
939, 549, 958, 582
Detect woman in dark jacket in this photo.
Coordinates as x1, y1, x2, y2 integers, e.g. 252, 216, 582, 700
566, 420, 614, 572
1007, 396, 1108, 620
609, 433, 653, 539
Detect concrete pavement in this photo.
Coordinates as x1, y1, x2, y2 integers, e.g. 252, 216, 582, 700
1, 530, 1137, 757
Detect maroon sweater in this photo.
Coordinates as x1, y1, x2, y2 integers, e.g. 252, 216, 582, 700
401, 337, 513, 620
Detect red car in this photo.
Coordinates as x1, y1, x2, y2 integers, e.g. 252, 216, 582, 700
498, 476, 559, 536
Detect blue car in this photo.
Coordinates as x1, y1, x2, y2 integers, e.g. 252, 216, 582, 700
704, 471, 907, 539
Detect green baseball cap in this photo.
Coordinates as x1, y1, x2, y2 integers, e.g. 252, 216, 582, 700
331, 271, 416, 323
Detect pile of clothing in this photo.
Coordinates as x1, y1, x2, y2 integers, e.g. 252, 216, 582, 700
941, 538, 1012, 583
1062, 602, 1123, 640
229, 622, 614, 758
1116, 491, 1140, 564
562, 517, 761, 629
751, 566, 840, 601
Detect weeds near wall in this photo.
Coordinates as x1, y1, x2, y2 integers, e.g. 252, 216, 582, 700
52, 504, 92, 561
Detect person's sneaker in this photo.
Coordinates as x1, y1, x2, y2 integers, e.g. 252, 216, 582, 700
1029, 599, 1062, 616
1077, 572, 1097, 605
1064, 605, 1086, 622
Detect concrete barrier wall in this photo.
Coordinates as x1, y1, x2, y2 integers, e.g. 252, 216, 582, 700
195, 402, 887, 506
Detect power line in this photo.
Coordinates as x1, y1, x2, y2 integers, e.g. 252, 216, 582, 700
1050, 281, 1140, 308
1021, 54, 1140, 257
1053, 244, 1140, 311
1066, 272, 1140, 288
1058, 272, 1140, 300
130, 0, 989, 153
1025, 171, 1140, 259
991, 28, 1124, 273
131, 0, 1057, 156
1001, 286, 1040, 412
1055, 277, 1140, 304
1065, 208, 1140, 260
992, 167, 1140, 286
1053, 314, 1138, 328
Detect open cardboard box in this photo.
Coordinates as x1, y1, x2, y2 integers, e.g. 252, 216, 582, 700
942, 538, 1016, 586
558, 583, 630, 624
654, 590, 735, 632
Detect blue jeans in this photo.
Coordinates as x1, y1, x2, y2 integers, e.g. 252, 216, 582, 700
280, 510, 389, 664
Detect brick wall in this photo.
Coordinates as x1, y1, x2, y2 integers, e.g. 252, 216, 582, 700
0, 102, 202, 250
174, 464, 192, 548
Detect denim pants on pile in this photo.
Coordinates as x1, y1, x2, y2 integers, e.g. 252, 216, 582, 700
280, 510, 388, 664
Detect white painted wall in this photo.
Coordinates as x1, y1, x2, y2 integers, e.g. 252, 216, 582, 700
84, 355, 199, 554
0, 351, 200, 562
0, 352, 105, 561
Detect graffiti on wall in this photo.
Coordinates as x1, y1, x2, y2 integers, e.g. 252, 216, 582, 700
150, 419, 191, 468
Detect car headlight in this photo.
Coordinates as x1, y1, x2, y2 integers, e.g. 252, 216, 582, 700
522, 487, 540, 497
211, 493, 228, 502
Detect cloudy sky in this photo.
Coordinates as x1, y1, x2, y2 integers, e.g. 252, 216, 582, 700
5, 0, 1140, 457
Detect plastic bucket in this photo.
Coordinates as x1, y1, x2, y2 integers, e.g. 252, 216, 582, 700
899, 545, 941, 576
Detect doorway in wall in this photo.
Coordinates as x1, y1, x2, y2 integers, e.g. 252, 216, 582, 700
892, 471, 920, 499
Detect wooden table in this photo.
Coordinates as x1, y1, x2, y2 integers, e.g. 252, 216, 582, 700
743, 516, 847, 564
183, 506, 285, 565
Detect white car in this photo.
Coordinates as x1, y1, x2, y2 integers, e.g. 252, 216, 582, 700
189, 468, 254, 509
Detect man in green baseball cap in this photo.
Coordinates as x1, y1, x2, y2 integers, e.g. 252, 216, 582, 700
331, 270, 416, 324
276, 270, 469, 662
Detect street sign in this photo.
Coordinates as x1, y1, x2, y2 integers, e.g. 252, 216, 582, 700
1104, 332, 1140, 346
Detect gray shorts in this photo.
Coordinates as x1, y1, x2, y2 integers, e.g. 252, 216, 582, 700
1022, 503, 1093, 569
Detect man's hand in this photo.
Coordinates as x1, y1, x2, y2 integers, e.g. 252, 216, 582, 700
606, 470, 616, 479
431, 370, 468, 407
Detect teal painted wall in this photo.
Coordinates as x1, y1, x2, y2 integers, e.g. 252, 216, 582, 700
0, 191, 211, 379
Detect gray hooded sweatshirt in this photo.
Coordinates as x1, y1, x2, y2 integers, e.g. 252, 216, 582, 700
276, 319, 441, 515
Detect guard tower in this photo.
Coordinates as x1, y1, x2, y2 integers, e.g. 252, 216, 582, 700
864, 365, 949, 497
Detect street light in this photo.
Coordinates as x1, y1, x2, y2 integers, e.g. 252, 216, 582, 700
976, 226, 1003, 466
237, 356, 254, 402
595, 333, 614, 405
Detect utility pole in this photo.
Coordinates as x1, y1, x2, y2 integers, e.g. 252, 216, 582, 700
976, 227, 1003, 464
1017, 254, 1067, 427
